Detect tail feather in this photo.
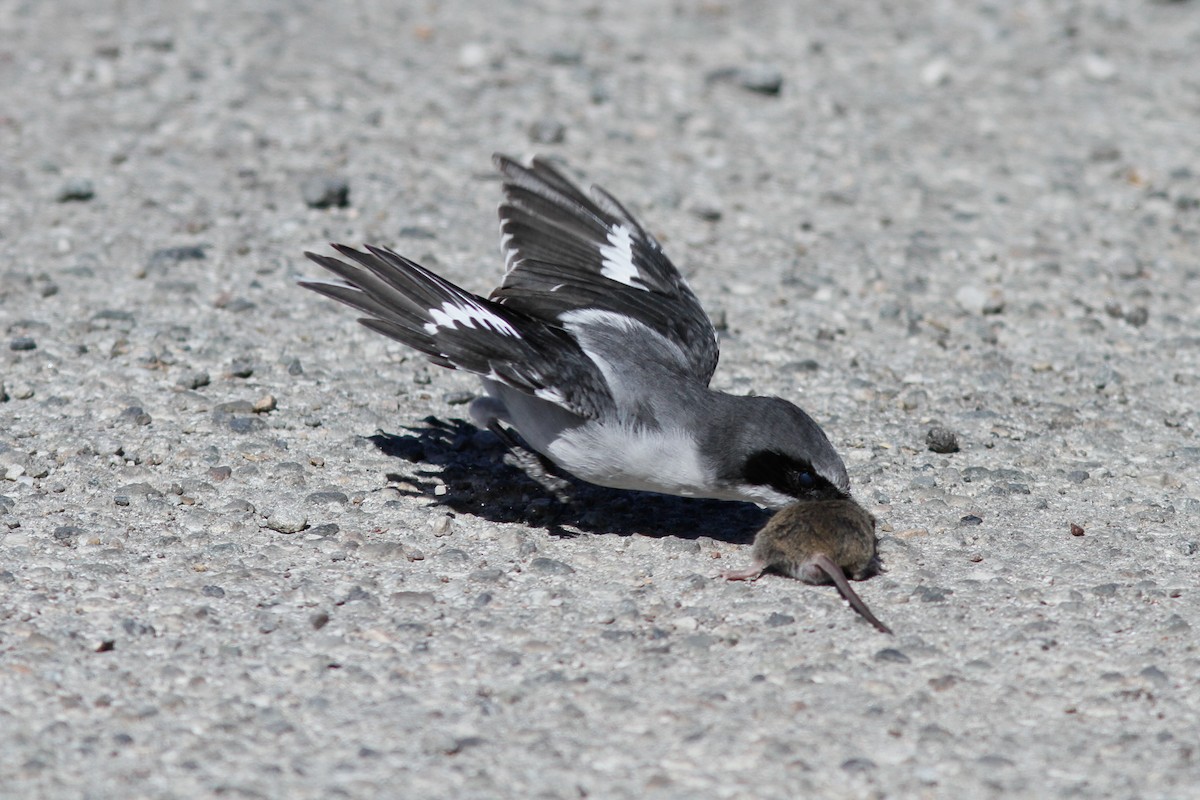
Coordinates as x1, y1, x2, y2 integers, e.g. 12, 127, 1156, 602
301, 244, 615, 419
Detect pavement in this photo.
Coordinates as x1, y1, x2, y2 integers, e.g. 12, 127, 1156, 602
1, 1, 1198, 798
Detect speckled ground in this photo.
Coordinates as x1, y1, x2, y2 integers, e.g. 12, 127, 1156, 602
1, 1, 1198, 798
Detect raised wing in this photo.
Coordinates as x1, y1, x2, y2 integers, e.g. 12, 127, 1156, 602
492, 155, 720, 385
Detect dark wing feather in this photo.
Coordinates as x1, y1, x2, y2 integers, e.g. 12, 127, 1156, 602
301, 244, 614, 419
493, 155, 720, 384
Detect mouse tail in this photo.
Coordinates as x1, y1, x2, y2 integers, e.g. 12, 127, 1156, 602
811, 553, 893, 635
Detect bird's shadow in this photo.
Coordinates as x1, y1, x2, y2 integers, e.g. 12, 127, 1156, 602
369, 416, 768, 544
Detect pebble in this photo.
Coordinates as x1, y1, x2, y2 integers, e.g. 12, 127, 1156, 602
148, 246, 206, 269
301, 175, 350, 209
1083, 53, 1117, 82
926, 426, 960, 453
119, 406, 152, 426
527, 557, 575, 576
528, 119, 566, 144
208, 466, 233, 482
56, 178, 95, 202
391, 591, 436, 607
253, 394, 277, 413
5, 464, 25, 481
265, 510, 308, 534
306, 491, 348, 505
954, 285, 988, 314
921, 58, 951, 86
53, 525, 85, 544
175, 370, 210, 390
708, 63, 784, 96
228, 359, 254, 379
9, 337, 37, 351
875, 648, 911, 664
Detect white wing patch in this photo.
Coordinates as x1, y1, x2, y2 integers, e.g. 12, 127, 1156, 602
598, 224, 644, 288
423, 299, 521, 337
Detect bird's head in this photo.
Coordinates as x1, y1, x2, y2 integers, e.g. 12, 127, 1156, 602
712, 394, 850, 508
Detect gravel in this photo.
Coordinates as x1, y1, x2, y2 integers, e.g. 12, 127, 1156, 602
1, 1, 1198, 798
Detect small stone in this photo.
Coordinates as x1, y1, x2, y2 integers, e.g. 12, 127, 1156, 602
202, 585, 226, 598
53, 525, 86, 544
176, 370, 210, 390
310, 611, 330, 630
1066, 470, 1089, 484
687, 196, 723, 222
921, 58, 951, 86
253, 394, 277, 413
4, 464, 24, 481
470, 568, 506, 583
841, 758, 877, 774
306, 491, 348, 505
435, 548, 469, 566
265, 510, 308, 534
458, 42, 490, 69
1140, 666, 1168, 686
228, 359, 254, 378
119, 406, 152, 426
286, 358, 304, 375
227, 416, 266, 434
443, 391, 474, 406
56, 178, 95, 202
1082, 54, 1117, 82
301, 175, 350, 209
1091, 583, 1119, 598
954, 285, 989, 314
148, 246, 206, 268
528, 557, 575, 576
391, 591, 437, 607
1124, 306, 1149, 327
9, 337, 36, 351
926, 426, 959, 453
528, 119, 566, 144
875, 648, 911, 664
765, 612, 795, 627
208, 466, 233, 482
1070, 523, 1085, 537
959, 514, 983, 526
914, 586, 951, 602
432, 516, 454, 537
733, 63, 783, 95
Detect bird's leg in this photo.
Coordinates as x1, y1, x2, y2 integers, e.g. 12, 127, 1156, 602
485, 420, 573, 505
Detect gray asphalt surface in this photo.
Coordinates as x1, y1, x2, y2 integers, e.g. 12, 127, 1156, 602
2, 1, 1199, 798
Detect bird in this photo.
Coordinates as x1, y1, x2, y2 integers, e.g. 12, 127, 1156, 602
301, 155, 850, 508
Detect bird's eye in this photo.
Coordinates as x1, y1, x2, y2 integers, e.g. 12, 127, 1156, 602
797, 472, 815, 490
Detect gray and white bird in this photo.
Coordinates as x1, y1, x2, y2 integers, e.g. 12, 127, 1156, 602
302, 155, 849, 507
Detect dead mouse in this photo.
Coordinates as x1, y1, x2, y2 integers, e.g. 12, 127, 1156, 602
723, 498, 892, 634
